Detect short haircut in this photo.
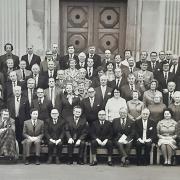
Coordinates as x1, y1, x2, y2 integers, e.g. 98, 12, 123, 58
163, 108, 174, 118
30, 108, 38, 114
4, 43, 13, 51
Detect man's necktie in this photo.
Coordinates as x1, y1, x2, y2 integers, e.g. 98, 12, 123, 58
172, 65, 176, 74
152, 62, 155, 70
50, 88, 53, 102
88, 69, 92, 77
130, 84, 134, 91
22, 70, 25, 80
13, 82, 16, 88
50, 71, 53, 78
34, 75, 37, 87
122, 119, 125, 128
164, 72, 168, 83
116, 79, 120, 87
90, 98, 94, 108
130, 68, 133, 73
33, 120, 36, 136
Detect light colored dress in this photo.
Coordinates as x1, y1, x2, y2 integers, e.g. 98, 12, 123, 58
157, 119, 177, 149
105, 97, 127, 122
127, 100, 144, 121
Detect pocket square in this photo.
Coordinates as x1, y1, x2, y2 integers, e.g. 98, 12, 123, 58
149, 127, 153, 130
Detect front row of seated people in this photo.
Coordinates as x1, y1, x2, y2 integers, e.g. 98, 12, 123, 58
0, 106, 180, 166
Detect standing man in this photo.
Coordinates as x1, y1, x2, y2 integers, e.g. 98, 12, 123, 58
31, 88, 53, 121
45, 109, 66, 164
112, 108, 135, 166
86, 58, 96, 80
15, 60, 32, 82
95, 75, 112, 110
90, 110, 113, 166
65, 106, 88, 165
86, 45, 101, 69
135, 108, 156, 165
7, 86, 30, 153
101, 50, 112, 68
0, 43, 19, 71
21, 45, 41, 70
22, 108, 44, 165
81, 87, 101, 126
60, 45, 79, 70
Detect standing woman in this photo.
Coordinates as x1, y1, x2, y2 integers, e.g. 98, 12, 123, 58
143, 79, 163, 107
157, 108, 177, 165
169, 91, 180, 122
127, 90, 144, 121
104, 61, 115, 82
148, 93, 166, 124
105, 88, 127, 122
58, 83, 80, 120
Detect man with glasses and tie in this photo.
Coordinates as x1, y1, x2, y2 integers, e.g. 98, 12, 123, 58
45, 109, 66, 164
135, 108, 156, 166
60, 45, 79, 70
86, 46, 101, 70
22, 108, 44, 165
7, 86, 30, 153
81, 87, 101, 126
31, 88, 53, 121
121, 73, 143, 101
90, 110, 113, 166
86, 58, 96, 80
77, 52, 87, 69
4, 71, 24, 103
65, 106, 88, 165
44, 78, 62, 108
112, 108, 135, 166
163, 81, 176, 107
15, 60, 32, 82
155, 60, 175, 93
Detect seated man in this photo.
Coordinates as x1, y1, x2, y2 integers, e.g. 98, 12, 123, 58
22, 108, 44, 165
45, 109, 66, 164
112, 108, 135, 166
90, 110, 113, 166
135, 108, 156, 165
0, 109, 18, 159
65, 106, 88, 165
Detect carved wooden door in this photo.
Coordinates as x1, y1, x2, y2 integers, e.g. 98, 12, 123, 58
60, 1, 127, 55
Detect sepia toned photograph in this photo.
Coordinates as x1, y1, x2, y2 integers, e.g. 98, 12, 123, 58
0, 0, 180, 179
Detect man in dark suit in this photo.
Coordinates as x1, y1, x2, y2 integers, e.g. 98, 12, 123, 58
44, 77, 62, 108
121, 57, 139, 80
163, 81, 176, 107
107, 68, 127, 90
136, 51, 148, 69
95, 75, 113, 110
45, 109, 66, 164
22, 78, 37, 107
77, 52, 87, 69
22, 108, 44, 165
0, 43, 19, 71
7, 86, 30, 153
30, 64, 45, 89
55, 70, 67, 90
135, 108, 157, 165
101, 49, 112, 68
86, 46, 101, 69
85, 58, 96, 80
147, 52, 162, 74
4, 71, 25, 101
90, 110, 113, 166
60, 45, 79, 70
81, 87, 101, 126
21, 45, 41, 70
31, 88, 53, 121
65, 106, 88, 165
121, 73, 143, 101
112, 108, 135, 166
52, 43, 61, 63
170, 54, 180, 90
15, 60, 32, 82
155, 60, 175, 93
42, 61, 57, 88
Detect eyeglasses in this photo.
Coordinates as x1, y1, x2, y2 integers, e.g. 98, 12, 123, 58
88, 91, 95, 93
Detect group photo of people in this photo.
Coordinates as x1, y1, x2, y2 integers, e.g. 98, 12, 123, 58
0, 42, 180, 167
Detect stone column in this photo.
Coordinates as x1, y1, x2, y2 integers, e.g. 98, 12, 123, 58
0, 0, 26, 57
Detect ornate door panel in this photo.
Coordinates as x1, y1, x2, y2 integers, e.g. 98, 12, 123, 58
60, 1, 127, 55
94, 3, 127, 55
60, 2, 94, 54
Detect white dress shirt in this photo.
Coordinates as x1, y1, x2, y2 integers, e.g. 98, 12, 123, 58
15, 96, 21, 117
142, 119, 148, 141
100, 85, 106, 99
